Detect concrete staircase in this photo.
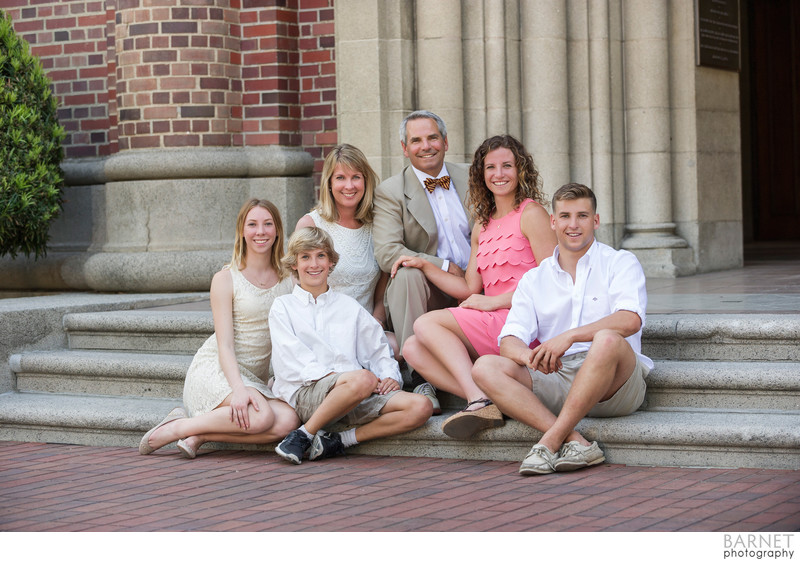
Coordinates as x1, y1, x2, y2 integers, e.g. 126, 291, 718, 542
1, 309, 798, 469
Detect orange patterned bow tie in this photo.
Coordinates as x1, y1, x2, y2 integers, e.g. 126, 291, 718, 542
424, 176, 451, 193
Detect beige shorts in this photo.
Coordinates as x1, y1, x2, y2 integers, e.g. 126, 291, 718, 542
294, 372, 400, 426
527, 351, 650, 418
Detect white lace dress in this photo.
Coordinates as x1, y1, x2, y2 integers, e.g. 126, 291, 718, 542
182, 266, 293, 417
309, 209, 381, 312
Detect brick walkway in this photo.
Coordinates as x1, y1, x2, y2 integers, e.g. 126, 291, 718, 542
1, 441, 798, 532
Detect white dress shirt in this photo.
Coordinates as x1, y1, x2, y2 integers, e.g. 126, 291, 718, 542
499, 240, 653, 369
269, 285, 402, 407
411, 164, 471, 271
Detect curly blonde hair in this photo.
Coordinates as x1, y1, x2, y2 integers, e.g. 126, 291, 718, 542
466, 135, 545, 227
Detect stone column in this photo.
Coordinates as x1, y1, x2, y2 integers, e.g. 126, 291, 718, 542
34, 1, 313, 292
335, 0, 415, 177
416, 0, 466, 161
463, 0, 517, 153
485, 0, 510, 138
462, 0, 487, 153
587, 0, 620, 244
620, 0, 695, 277
504, 0, 522, 140
520, 0, 570, 189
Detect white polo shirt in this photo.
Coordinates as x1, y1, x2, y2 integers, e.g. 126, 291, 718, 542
499, 239, 653, 369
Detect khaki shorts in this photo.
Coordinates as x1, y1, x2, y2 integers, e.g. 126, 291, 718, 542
527, 351, 650, 418
294, 372, 400, 426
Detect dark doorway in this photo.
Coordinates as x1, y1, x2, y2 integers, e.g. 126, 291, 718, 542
743, 0, 800, 243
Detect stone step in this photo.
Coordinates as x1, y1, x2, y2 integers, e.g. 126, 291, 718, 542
63, 310, 800, 361
11, 350, 190, 398
0, 392, 796, 469
0, 392, 183, 448
64, 311, 212, 354
356, 407, 800, 470
641, 361, 800, 410
11, 348, 800, 413
643, 314, 800, 361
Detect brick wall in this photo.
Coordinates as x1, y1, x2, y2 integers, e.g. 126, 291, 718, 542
3, 0, 337, 182
4, 0, 116, 159
297, 0, 336, 178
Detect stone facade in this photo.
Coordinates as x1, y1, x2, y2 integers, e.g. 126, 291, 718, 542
2, 0, 744, 291
337, 0, 743, 278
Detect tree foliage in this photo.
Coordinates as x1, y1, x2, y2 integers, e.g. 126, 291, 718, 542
0, 10, 65, 259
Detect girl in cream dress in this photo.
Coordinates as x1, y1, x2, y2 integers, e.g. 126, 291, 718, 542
139, 199, 299, 458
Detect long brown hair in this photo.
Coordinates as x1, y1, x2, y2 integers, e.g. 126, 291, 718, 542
231, 198, 286, 279
467, 135, 545, 226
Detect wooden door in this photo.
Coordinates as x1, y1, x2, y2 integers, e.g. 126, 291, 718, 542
749, 0, 800, 240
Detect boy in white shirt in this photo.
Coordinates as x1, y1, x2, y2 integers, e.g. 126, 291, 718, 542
471, 183, 652, 475
270, 227, 432, 464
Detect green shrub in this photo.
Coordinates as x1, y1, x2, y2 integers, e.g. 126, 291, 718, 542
0, 10, 65, 259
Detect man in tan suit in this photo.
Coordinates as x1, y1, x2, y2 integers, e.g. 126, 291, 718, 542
373, 110, 472, 412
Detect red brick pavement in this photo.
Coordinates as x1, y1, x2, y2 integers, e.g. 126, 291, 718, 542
1, 441, 798, 532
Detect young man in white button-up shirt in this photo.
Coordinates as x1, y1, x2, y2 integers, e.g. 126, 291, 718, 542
270, 227, 432, 464
472, 183, 653, 476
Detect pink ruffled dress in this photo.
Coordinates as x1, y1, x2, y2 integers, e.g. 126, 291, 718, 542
450, 198, 540, 356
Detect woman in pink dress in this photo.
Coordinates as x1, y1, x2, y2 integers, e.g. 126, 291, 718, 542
392, 135, 556, 438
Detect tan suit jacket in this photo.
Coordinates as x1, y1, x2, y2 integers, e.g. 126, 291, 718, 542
372, 162, 471, 274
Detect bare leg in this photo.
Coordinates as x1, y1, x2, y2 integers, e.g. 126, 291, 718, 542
473, 330, 637, 453
353, 391, 432, 443
403, 335, 465, 397
536, 330, 636, 452
405, 310, 487, 408
181, 399, 299, 451
303, 370, 377, 435
473, 355, 586, 452
145, 387, 299, 450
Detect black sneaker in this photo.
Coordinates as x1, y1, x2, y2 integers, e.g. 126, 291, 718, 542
275, 429, 311, 465
308, 431, 345, 461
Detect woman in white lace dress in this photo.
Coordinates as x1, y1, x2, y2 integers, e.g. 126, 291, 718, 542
295, 144, 399, 357
139, 199, 300, 458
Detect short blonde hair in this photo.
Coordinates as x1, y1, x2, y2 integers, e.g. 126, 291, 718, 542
282, 227, 340, 279
317, 144, 379, 224
231, 198, 286, 279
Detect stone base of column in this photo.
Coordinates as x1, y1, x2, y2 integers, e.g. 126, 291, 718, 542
0, 249, 232, 292
625, 246, 697, 278
0, 147, 314, 293
621, 223, 697, 278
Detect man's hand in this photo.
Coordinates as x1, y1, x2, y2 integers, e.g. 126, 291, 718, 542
528, 332, 573, 374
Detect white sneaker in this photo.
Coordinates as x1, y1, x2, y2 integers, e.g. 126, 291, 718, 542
553, 441, 605, 472
519, 443, 557, 475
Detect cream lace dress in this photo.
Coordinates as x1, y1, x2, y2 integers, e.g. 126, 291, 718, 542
309, 209, 380, 312
182, 266, 293, 417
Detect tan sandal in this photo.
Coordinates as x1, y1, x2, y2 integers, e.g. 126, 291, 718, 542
138, 406, 186, 455
176, 439, 198, 459
441, 398, 504, 440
